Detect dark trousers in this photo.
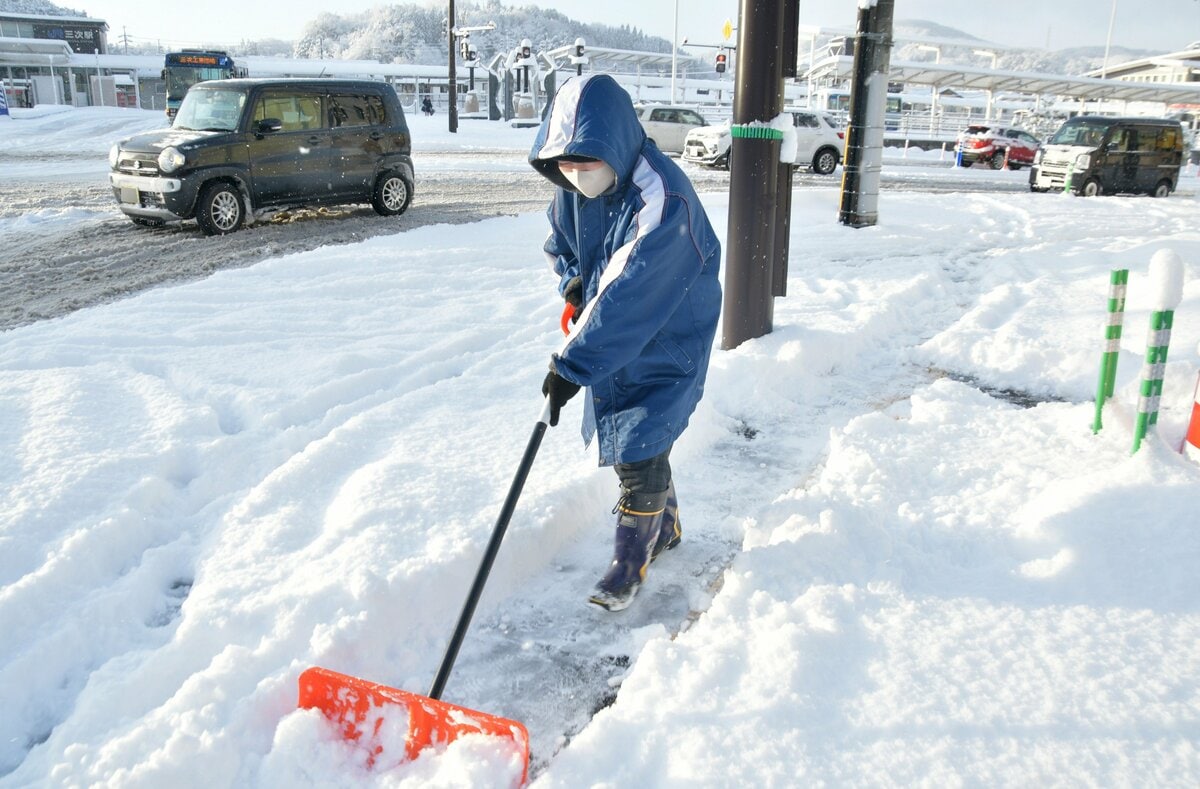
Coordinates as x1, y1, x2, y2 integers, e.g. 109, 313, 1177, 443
614, 447, 672, 512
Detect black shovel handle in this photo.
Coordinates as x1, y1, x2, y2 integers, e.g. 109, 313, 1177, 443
428, 398, 554, 700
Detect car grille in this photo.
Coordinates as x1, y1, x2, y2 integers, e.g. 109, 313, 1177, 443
1039, 157, 1073, 176
117, 154, 160, 177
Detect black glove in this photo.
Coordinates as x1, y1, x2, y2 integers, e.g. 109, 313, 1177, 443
562, 276, 583, 309
542, 367, 581, 427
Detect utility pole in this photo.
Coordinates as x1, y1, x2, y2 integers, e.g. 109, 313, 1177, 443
838, 0, 894, 229
721, 0, 792, 350
447, 0, 458, 133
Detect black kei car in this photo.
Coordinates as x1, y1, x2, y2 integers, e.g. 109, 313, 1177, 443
109, 78, 414, 235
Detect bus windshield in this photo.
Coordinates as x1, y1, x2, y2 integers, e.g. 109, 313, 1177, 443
173, 88, 247, 132
165, 66, 231, 99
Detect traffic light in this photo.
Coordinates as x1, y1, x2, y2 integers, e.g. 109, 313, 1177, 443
715, 50, 728, 73
574, 37, 585, 58
520, 38, 532, 59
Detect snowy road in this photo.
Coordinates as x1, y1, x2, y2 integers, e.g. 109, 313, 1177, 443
0, 151, 557, 331
0, 106, 1054, 334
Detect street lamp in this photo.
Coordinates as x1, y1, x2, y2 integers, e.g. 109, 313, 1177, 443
973, 48, 999, 121
916, 44, 941, 133
1101, 0, 1117, 79
671, 0, 679, 103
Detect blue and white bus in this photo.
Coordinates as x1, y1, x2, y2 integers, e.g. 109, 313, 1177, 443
162, 50, 244, 120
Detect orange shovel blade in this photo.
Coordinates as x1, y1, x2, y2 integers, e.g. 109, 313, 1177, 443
298, 666, 529, 781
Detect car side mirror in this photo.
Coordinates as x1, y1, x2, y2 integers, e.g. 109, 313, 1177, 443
1105, 141, 1119, 152
255, 118, 283, 136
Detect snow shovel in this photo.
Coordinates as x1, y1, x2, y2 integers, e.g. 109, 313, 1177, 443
298, 398, 556, 783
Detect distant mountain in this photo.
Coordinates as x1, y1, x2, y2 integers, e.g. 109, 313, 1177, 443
893, 18, 1155, 75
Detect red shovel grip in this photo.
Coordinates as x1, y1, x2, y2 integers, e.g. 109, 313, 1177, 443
560, 302, 576, 335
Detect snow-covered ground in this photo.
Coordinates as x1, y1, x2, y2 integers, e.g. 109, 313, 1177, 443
1, 107, 1199, 787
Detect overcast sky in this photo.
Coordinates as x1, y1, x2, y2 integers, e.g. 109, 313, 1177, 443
78, 0, 1200, 54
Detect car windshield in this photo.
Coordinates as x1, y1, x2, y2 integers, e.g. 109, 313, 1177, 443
1049, 121, 1110, 147
174, 88, 248, 132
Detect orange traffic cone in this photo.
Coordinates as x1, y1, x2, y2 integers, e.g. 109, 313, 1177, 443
1184, 371, 1200, 462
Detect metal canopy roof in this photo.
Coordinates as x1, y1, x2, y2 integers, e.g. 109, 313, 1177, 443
0, 35, 73, 64
807, 55, 1200, 105
543, 44, 695, 73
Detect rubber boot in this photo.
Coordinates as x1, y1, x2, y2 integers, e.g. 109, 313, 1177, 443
589, 488, 668, 612
650, 480, 681, 563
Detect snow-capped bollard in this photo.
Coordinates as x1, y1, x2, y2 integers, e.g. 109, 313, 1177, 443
1092, 268, 1128, 434
1132, 250, 1186, 453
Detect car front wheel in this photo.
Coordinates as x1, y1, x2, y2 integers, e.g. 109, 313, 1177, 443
195, 181, 244, 236
811, 147, 839, 175
1151, 180, 1172, 198
372, 171, 413, 216
1079, 178, 1103, 197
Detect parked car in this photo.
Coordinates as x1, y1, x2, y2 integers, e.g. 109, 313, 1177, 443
955, 124, 1041, 169
682, 109, 844, 175
635, 105, 709, 154
1029, 115, 1185, 197
108, 78, 414, 235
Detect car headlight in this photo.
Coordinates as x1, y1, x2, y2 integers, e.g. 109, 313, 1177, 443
1075, 153, 1091, 169
109, 144, 120, 168
1033, 148, 1043, 165
158, 146, 186, 173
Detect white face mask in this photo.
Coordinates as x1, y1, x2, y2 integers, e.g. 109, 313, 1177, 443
560, 162, 616, 198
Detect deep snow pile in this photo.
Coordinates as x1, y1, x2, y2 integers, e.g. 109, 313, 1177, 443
1, 109, 1199, 787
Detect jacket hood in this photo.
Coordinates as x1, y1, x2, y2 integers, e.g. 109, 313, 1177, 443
529, 74, 646, 194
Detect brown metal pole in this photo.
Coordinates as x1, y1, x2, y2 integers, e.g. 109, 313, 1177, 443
772, 0, 800, 298
721, 0, 786, 351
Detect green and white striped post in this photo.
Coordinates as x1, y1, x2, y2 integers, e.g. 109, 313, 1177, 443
1132, 310, 1174, 452
1132, 250, 1185, 454
1062, 162, 1074, 194
1092, 268, 1128, 433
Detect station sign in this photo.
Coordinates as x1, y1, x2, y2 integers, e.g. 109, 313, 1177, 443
33, 23, 103, 54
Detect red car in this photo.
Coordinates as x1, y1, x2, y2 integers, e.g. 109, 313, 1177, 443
955, 125, 1042, 170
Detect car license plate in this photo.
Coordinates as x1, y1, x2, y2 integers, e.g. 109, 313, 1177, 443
119, 187, 138, 204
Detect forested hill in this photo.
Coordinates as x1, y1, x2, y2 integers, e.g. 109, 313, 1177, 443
291, 2, 671, 65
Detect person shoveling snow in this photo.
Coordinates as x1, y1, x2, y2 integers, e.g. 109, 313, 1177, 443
529, 74, 723, 611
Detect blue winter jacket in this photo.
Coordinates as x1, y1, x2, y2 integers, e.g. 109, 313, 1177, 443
529, 74, 722, 465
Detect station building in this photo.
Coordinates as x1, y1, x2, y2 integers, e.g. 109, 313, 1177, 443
0, 11, 116, 107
